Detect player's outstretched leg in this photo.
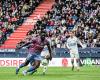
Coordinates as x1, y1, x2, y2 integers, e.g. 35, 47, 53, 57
16, 63, 25, 74
22, 66, 36, 76
16, 60, 29, 74
22, 60, 40, 76
29, 69, 37, 75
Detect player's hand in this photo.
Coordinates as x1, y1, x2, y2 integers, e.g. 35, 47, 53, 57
16, 46, 21, 50
67, 49, 71, 53
49, 56, 52, 61
46, 55, 52, 61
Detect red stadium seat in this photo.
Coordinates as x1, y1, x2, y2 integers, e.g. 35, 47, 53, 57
0, 0, 54, 49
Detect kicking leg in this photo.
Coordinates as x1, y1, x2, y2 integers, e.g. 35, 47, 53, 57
23, 60, 40, 75
16, 60, 29, 74
16, 53, 32, 74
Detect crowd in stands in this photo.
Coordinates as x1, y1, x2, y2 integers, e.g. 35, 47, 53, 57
0, 0, 42, 45
0, 0, 99, 48
25, 0, 100, 48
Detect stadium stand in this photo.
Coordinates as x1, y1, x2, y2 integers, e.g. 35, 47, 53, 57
0, 0, 99, 49
0, 0, 43, 45
0, 0, 54, 49
24, 0, 100, 48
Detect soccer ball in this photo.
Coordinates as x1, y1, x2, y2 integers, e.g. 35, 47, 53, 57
41, 59, 48, 66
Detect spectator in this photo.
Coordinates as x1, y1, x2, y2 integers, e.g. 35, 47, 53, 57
0, 0, 43, 45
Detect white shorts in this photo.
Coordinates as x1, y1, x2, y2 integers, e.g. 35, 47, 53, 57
70, 50, 79, 58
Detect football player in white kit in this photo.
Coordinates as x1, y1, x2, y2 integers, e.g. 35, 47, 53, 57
66, 31, 86, 71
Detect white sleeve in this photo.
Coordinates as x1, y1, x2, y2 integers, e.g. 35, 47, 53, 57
66, 39, 70, 50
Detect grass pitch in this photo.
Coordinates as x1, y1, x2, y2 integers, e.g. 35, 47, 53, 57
0, 66, 100, 80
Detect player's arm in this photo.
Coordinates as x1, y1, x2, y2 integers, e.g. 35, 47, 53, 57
16, 41, 31, 50
47, 42, 52, 60
66, 39, 71, 50
16, 40, 25, 50
65, 39, 73, 54
16, 38, 36, 50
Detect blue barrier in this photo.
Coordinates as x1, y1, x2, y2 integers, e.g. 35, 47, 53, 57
0, 47, 100, 58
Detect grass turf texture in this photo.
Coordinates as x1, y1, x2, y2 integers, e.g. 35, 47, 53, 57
0, 66, 100, 80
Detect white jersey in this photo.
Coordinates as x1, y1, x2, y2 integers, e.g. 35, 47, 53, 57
66, 36, 83, 54
41, 47, 49, 57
